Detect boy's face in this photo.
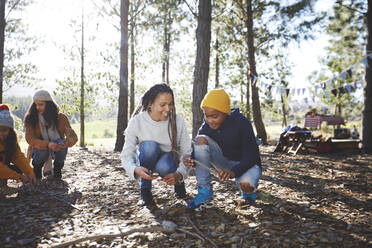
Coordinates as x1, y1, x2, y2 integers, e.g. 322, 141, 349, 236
202, 107, 227, 130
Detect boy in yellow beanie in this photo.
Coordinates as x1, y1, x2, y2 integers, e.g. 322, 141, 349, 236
183, 89, 262, 209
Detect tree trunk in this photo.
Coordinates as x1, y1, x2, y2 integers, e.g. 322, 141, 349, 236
192, 0, 211, 138
166, 30, 170, 85
130, 24, 135, 116
0, 0, 5, 104
215, 28, 219, 88
80, 7, 85, 147
162, 10, 168, 84
246, 70, 251, 119
162, 10, 171, 85
245, 0, 267, 144
363, 0, 372, 154
281, 95, 287, 127
114, 0, 129, 152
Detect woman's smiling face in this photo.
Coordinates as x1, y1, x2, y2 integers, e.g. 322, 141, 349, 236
148, 93, 174, 121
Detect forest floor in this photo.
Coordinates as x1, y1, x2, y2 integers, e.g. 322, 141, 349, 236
0, 145, 371, 248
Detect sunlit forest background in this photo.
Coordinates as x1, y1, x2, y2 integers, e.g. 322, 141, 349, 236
0, 0, 368, 147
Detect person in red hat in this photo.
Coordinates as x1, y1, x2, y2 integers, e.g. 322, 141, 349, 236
0, 104, 36, 191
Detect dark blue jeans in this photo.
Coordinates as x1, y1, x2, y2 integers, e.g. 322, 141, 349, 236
139, 141, 177, 190
32, 139, 68, 177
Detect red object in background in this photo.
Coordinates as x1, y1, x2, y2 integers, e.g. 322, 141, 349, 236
316, 142, 332, 153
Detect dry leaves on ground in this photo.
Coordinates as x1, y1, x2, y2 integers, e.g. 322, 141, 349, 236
0, 145, 371, 247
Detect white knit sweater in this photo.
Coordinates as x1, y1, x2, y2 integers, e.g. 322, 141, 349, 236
121, 111, 192, 180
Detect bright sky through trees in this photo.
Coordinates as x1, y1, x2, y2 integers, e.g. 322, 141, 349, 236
6, 0, 334, 97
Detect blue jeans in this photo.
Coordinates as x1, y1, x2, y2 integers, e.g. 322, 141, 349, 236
32, 139, 68, 167
139, 141, 177, 190
194, 135, 262, 191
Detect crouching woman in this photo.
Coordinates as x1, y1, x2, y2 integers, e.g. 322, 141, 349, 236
121, 83, 192, 206
24, 90, 78, 180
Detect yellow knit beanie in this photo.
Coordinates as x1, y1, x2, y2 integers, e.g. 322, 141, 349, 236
201, 89, 231, 114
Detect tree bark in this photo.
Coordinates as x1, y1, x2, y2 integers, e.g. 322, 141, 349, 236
281, 95, 287, 127
246, 70, 251, 119
215, 28, 219, 88
114, 0, 129, 152
162, 9, 171, 85
0, 0, 5, 104
245, 0, 267, 144
363, 0, 372, 154
130, 23, 135, 116
80, 7, 85, 147
192, 0, 211, 138
162, 11, 167, 83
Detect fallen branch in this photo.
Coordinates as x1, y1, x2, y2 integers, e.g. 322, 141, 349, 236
51, 226, 173, 248
186, 215, 218, 248
51, 225, 204, 248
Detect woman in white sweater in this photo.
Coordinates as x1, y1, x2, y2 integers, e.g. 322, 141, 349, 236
121, 83, 192, 206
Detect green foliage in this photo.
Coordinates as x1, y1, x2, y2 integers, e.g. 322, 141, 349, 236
4, 96, 32, 120
4, 0, 42, 92
103, 129, 114, 138
311, 0, 366, 118
71, 119, 116, 139
13, 115, 24, 140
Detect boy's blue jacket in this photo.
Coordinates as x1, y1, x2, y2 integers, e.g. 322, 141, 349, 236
198, 108, 261, 178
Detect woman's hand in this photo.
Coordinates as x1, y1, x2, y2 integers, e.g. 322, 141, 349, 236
182, 155, 194, 168
218, 169, 235, 182
20, 174, 37, 186
28, 175, 37, 186
134, 167, 157, 180
57, 141, 67, 149
163, 172, 182, 185
48, 142, 60, 152
20, 174, 29, 184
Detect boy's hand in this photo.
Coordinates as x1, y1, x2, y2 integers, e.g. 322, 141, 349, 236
182, 155, 194, 168
218, 169, 235, 181
163, 172, 182, 185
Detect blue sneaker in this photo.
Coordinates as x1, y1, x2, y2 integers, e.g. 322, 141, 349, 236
242, 192, 257, 204
187, 186, 213, 209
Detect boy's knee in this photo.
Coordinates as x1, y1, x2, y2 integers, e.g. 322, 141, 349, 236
195, 136, 208, 145
240, 182, 254, 193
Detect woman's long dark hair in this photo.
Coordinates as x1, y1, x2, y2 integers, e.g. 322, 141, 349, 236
24, 101, 60, 129
133, 83, 179, 165
5, 128, 18, 162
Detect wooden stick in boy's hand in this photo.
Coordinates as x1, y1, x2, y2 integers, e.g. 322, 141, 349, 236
218, 169, 235, 182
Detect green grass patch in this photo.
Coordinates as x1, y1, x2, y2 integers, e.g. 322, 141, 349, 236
71, 119, 117, 140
